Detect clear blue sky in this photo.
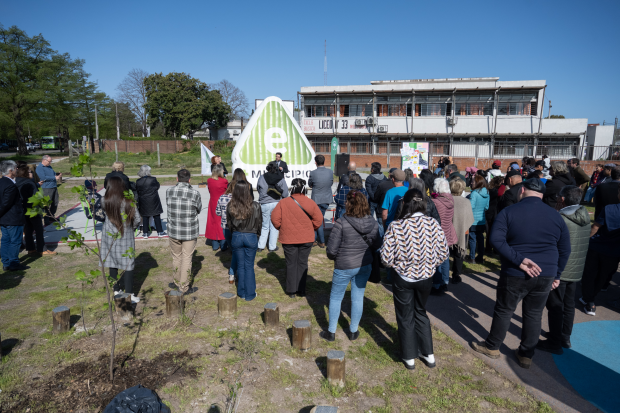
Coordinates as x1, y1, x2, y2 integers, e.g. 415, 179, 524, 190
2, 0, 618, 124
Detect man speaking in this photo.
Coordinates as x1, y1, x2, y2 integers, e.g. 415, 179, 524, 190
269, 152, 289, 174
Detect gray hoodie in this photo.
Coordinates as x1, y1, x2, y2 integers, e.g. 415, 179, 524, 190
327, 215, 381, 270
558, 205, 590, 282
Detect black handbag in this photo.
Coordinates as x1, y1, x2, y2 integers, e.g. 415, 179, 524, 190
342, 215, 382, 283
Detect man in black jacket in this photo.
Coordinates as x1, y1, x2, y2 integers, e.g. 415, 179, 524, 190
365, 162, 387, 223
0, 161, 27, 271
497, 170, 523, 213
268, 152, 289, 174
374, 168, 396, 231
593, 166, 620, 220
543, 161, 576, 208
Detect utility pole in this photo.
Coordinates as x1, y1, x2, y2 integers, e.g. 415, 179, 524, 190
548, 100, 552, 118
115, 103, 120, 140
95, 104, 99, 141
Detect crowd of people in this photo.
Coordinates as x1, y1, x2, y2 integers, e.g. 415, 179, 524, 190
1, 151, 618, 371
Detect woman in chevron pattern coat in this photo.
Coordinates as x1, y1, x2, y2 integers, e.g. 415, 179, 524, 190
381, 188, 450, 370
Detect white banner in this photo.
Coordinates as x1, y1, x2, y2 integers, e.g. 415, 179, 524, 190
201, 143, 216, 176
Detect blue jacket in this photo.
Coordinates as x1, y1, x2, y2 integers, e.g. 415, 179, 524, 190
36, 163, 57, 188
469, 188, 490, 225
490, 196, 570, 279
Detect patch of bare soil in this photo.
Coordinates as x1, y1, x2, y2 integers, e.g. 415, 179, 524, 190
0, 351, 198, 413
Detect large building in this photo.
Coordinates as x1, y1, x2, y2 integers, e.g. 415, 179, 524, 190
298, 77, 588, 167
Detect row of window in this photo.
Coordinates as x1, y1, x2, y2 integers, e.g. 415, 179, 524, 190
305, 102, 534, 117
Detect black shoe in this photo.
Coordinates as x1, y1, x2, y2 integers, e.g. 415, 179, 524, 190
536, 339, 563, 355
6, 264, 29, 271
297, 292, 306, 297
288, 293, 296, 298
184, 287, 198, 295
319, 331, 335, 342
475, 258, 484, 264
439, 284, 448, 292
561, 339, 572, 349
257, 248, 264, 252
464, 257, 475, 264
430, 287, 443, 296
451, 275, 462, 284
269, 246, 279, 252
168, 282, 179, 290
348, 330, 359, 341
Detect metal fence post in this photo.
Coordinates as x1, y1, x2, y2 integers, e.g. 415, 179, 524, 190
474, 143, 479, 168
387, 142, 390, 168
115, 141, 118, 162
157, 143, 161, 167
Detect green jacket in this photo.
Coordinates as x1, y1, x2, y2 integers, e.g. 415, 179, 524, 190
572, 166, 590, 187
558, 205, 590, 282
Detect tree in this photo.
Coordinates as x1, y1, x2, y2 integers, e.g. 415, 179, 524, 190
116, 69, 149, 137
210, 79, 249, 120
144, 72, 230, 139
0, 25, 73, 155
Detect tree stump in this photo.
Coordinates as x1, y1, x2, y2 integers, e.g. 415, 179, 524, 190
327, 350, 345, 387
114, 293, 133, 320
310, 406, 338, 413
165, 290, 184, 317
52, 306, 70, 333
292, 320, 312, 351
264, 303, 279, 327
218, 292, 237, 317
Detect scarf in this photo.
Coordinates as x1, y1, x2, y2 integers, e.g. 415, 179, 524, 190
452, 196, 475, 257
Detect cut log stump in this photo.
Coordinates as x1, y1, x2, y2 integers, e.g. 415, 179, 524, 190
114, 293, 133, 320
292, 320, 312, 351
165, 290, 184, 317
310, 406, 339, 413
264, 302, 279, 327
327, 350, 345, 387
52, 306, 70, 333
218, 292, 237, 317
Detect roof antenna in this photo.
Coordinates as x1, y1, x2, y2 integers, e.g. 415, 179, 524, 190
324, 40, 327, 86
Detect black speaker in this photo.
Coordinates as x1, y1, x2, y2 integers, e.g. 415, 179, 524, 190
335, 154, 350, 177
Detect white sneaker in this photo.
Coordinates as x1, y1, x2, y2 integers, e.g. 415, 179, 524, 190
419, 354, 436, 368
142, 233, 149, 239
130, 294, 140, 303
158, 232, 167, 238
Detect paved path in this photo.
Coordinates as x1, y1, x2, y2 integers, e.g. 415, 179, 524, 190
422, 266, 620, 413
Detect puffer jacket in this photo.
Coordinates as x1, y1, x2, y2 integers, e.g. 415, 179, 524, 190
558, 205, 590, 282
469, 187, 490, 225
327, 215, 381, 270
365, 173, 387, 203
543, 173, 575, 208
135, 176, 163, 217
226, 201, 262, 236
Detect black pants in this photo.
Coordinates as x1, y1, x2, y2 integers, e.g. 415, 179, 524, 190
109, 268, 134, 295
581, 249, 620, 303
546, 280, 576, 347
485, 213, 496, 252
42, 187, 59, 225
450, 246, 463, 278
24, 215, 44, 253
392, 275, 434, 360
486, 275, 553, 358
141, 215, 163, 233
283, 243, 313, 294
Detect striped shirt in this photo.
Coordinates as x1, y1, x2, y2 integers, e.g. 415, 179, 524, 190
215, 194, 232, 229
166, 182, 203, 240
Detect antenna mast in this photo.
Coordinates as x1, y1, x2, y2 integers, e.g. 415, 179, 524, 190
324, 40, 327, 86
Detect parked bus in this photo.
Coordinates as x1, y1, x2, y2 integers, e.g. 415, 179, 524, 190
41, 136, 57, 149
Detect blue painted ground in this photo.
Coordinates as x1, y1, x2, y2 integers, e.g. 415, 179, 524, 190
553, 320, 620, 413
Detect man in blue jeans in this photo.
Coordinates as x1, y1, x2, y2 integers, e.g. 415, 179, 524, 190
0, 161, 27, 271
308, 155, 333, 248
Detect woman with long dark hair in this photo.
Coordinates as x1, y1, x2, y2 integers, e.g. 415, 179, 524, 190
205, 164, 229, 251
226, 180, 262, 301
382, 188, 449, 370
101, 176, 142, 303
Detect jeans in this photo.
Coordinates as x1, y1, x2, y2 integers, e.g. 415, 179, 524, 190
1, 225, 24, 269
232, 232, 257, 301
224, 228, 236, 275
258, 202, 279, 250
485, 275, 554, 358
393, 276, 434, 360
328, 264, 372, 334
581, 248, 620, 303
314, 203, 329, 244
24, 215, 44, 253
545, 280, 577, 347
432, 258, 450, 289
468, 224, 485, 261
109, 268, 134, 295
212, 238, 228, 251
142, 215, 163, 234
283, 243, 313, 294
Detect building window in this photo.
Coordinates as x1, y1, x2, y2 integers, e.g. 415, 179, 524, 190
498, 102, 531, 116
349, 104, 372, 117
415, 103, 447, 116
305, 105, 336, 117
377, 104, 410, 117
456, 103, 493, 116
339, 105, 349, 117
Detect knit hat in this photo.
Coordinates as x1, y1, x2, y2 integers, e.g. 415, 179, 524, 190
523, 178, 546, 194
392, 169, 406, 181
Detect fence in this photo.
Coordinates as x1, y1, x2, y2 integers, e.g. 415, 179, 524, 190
100, 139, 192, 154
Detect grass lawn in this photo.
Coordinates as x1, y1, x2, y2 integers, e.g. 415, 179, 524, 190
0, 237, 553, 412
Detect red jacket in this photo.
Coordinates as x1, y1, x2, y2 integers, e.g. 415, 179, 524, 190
271, 194, 323, 244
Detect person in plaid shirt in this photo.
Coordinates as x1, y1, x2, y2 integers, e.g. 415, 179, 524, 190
166, 169, 203, 292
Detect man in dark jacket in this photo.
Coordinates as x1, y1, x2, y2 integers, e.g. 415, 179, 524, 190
497, 170, 523, 212
374, 168, 396, 230
471, 178, 570, 369
580, 186, 620, 317
268, 152, 289, 174
104, 162, 132, 191
593, 165, 620, 220
537, 186, 590, 354
543, 160, 576, 208
445, 164, 466, 182
0, 161, 27, 271
365, 162, 387, 223
567, 158, 589, 188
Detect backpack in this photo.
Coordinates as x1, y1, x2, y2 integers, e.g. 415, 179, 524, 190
92, 196, 106, 222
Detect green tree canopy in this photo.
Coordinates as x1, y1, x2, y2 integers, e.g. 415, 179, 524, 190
144, 72, 230, 138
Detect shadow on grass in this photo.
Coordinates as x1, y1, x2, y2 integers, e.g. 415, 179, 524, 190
69, 314, 81, 328
1, 338, 20, 356
0, 272, 24, 290
256, 251, 287, 294
133, 251, 159, 293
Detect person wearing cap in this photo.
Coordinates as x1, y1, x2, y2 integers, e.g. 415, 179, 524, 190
487, 160, 504, 183
593, 165, 620, 220
471, 178, 571, 369
497, 170, 523, 213
543, 161, 575, 208
534, 160, 551, 180
382, 169, 408, 228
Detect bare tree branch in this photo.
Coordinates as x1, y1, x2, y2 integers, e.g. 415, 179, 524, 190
116, 68, 149, 136
209, 79, 248, 120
